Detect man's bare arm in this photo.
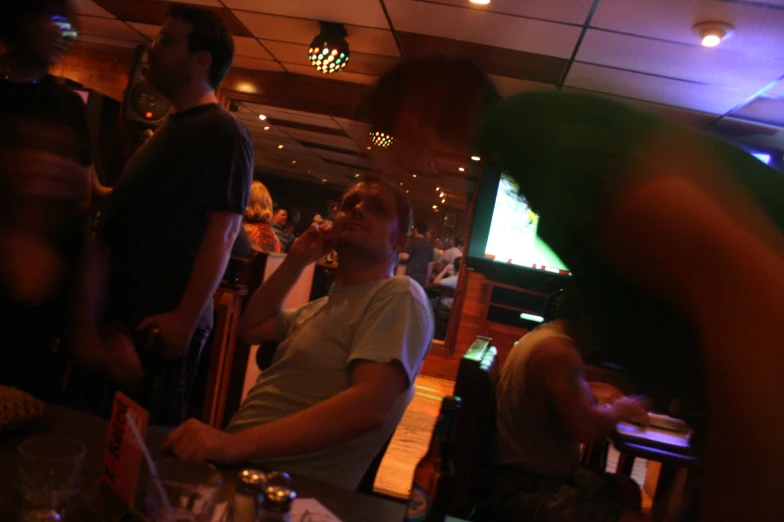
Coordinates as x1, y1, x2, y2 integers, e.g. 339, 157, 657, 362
166, 359, 409, 462
535, 340, 648, 442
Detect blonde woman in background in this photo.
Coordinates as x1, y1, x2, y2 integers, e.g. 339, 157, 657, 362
243, 181, 281, 253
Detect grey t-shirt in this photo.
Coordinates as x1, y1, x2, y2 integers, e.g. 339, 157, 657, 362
227, 276, 434, 489
403, 236, 434, 286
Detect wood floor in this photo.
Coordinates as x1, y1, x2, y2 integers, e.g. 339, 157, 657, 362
373, 375, 653, 511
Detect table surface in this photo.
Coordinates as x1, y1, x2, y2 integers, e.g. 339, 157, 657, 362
0, 404, 416, 522
611, 421, 698, 468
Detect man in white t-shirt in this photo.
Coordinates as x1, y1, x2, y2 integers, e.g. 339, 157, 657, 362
440, 238, 463, 266
163, 174, 434, 489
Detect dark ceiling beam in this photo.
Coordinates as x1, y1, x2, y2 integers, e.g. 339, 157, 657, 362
220, 68, 372, 122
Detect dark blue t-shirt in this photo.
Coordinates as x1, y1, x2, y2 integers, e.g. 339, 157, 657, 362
99, 103, 252, 328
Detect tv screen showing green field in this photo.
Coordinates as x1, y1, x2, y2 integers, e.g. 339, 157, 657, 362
484, 174, 570, 275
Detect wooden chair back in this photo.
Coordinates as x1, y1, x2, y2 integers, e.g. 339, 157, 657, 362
449, 336, 499, 519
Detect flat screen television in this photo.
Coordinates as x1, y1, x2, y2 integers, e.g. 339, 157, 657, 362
466, 164, 570, 290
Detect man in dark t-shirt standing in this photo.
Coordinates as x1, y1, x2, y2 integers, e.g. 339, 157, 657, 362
400, 221, 434, 287
91, 5, 252, 425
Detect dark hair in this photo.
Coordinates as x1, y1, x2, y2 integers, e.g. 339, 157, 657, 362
455, 238, 464, 248
414, 221, 428, 234
274, 208, 288, 215
343, 173, 413, 236
368, 56, 501, 150
0, 0, 70, 48
544, 287, 582, 322
167, 4, 233, 89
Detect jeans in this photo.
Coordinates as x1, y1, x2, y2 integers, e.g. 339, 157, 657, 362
140, 326, 212, 427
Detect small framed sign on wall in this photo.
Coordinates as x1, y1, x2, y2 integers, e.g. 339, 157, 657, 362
444, 211, 456, 228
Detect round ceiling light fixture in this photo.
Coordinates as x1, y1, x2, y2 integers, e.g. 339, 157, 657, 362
308, 22, 350, 74
693, 22, 734, 47
369, 130, 394, 148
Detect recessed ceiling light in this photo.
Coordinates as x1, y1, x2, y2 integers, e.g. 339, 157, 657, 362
406, 190, 409, 193
441, 198, 446, 203
291, 160, 296, 164
440, 192, 445, 198
470, 0, 490, 4
322, 179, 327, 183
693, 21, 734, 48
366, 146, 372, 150
436, 187, 440, 191
277, 144, 284, 149
412, 174, 417, 178
458, 167, 465, 172
259, 114, 267, 120
263, 126, 270, 131
354, 173, 360, 178
400, 182, 404, 186
471, 155, 481, 161
432, 205, 438, 209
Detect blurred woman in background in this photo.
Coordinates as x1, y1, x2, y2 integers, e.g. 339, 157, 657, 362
243, 181, 281, 253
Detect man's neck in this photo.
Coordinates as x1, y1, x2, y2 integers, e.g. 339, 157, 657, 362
169, 84, 218, 113
0, 54, 48, 83
333, 249, 394, 287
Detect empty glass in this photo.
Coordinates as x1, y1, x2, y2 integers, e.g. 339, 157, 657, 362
17, 436, 86, 522
145, 459, 223, 522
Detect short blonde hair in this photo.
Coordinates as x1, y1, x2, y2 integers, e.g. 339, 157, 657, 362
245, 181, 274, 223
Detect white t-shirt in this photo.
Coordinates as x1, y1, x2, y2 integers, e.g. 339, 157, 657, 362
440, 246, 463, 265
227, 276, 434, 489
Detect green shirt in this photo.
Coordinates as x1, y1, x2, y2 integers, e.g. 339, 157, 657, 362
477, 91, 784, 408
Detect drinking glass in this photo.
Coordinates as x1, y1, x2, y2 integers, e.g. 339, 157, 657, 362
17, 436, 86, 522
145, 459, 223, 522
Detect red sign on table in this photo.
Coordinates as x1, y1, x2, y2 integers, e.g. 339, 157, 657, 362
100, 392, 149, 507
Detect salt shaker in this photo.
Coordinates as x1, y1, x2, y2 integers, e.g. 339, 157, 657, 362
257, 485, 296, 522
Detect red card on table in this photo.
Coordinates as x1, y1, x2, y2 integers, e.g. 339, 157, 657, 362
100, 391, 149, 507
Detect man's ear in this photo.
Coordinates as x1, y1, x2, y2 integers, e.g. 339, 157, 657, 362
194, 50, 212, 81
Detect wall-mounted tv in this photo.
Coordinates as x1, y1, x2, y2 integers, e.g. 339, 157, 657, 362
466, 164, 570, 288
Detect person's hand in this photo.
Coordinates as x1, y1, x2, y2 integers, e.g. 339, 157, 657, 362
101, 325, 145, 392
286, 222, 333, 268
163, 419, 239, 463
613, 395, 651, 426
137, 310, 197, 360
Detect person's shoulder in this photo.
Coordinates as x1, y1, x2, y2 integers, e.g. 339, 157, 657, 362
203, 105, 252, 138
374, 276, 429, 302
527, 332, 581, 370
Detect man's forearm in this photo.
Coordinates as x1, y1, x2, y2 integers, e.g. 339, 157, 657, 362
227, 384, 387, 462
239, 256, 307, 334
177, 222, 237, 323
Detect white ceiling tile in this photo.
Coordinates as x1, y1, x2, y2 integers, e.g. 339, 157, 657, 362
247, 104, 343, 128
577, 29, 784, 92
234, 37, 274, 59
127, 23, 159, 40
234, 11, 399, 57
233, 11, 319, 44
76, 35, 142, 48
282, 63, 379, 86
284, 128, 359, 150
385, 0, 581, 58
591, 0, 784, 59
73, 16, 148, 41
260, 40, 309, 65
224, 0, 390, 29
155, 0, 222, 5
561, 87, 716, 128
431, 0, 593, 25
71, 0, 114, 18
231, 56, 285, 71
764, 80, 784, 98
564, 62, 755, 115
340, 26, 399, 57
488, 75, 557, 97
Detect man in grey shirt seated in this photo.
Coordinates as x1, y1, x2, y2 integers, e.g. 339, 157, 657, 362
164, 174, 434, 489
